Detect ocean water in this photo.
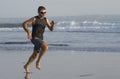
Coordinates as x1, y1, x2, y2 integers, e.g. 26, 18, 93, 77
0, 15, 120, 53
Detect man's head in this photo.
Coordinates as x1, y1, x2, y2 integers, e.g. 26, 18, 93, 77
38, 6, 46, 17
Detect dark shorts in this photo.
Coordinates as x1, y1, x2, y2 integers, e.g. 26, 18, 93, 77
31, 37, 42, 52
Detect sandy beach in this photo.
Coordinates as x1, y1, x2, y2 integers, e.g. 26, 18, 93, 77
0, 50, 120, 79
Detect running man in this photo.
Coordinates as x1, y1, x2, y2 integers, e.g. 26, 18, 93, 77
23, 6, 54, 73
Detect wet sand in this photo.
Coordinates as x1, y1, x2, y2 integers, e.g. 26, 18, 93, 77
0, 51, 120, 79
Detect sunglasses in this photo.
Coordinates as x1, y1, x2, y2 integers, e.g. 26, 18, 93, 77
40, 12, 46, 14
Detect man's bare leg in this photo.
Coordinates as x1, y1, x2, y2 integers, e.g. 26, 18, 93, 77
24, 50, 39, 73
36, 42, 48, 70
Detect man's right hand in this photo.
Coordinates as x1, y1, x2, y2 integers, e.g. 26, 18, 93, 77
27, 32, 32, 40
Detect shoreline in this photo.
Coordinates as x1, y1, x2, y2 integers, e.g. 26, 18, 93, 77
0, 50, 120, 79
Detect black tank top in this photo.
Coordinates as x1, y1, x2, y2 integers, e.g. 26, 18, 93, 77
32, 16, 47, 40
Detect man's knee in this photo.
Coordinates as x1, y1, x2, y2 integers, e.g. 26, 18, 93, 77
42, 44, 48, 51
44, 45, 48, 51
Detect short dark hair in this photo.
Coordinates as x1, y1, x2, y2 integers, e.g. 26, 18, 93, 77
38, 6, 46, 12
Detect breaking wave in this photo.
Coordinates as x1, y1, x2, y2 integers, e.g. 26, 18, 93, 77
0, 15, 120, 33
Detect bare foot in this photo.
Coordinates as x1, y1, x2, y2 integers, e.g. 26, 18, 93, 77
25, 72, 30, 79
36, 62, 41, 70
24, 65, 30, 73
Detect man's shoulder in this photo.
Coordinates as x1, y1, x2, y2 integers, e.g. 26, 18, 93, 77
34, 16, 38, 19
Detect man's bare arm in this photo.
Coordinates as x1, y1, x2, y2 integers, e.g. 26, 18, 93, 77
46, 18, 54, 31
23, 17, 35, 39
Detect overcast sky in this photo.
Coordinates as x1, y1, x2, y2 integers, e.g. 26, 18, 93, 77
0, 0, 120, 18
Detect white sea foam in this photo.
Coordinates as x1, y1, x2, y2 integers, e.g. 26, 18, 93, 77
0, 21, 120, 32
0, 27, 24, 32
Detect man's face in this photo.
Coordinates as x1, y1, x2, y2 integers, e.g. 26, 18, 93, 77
38, 9, 46, 17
